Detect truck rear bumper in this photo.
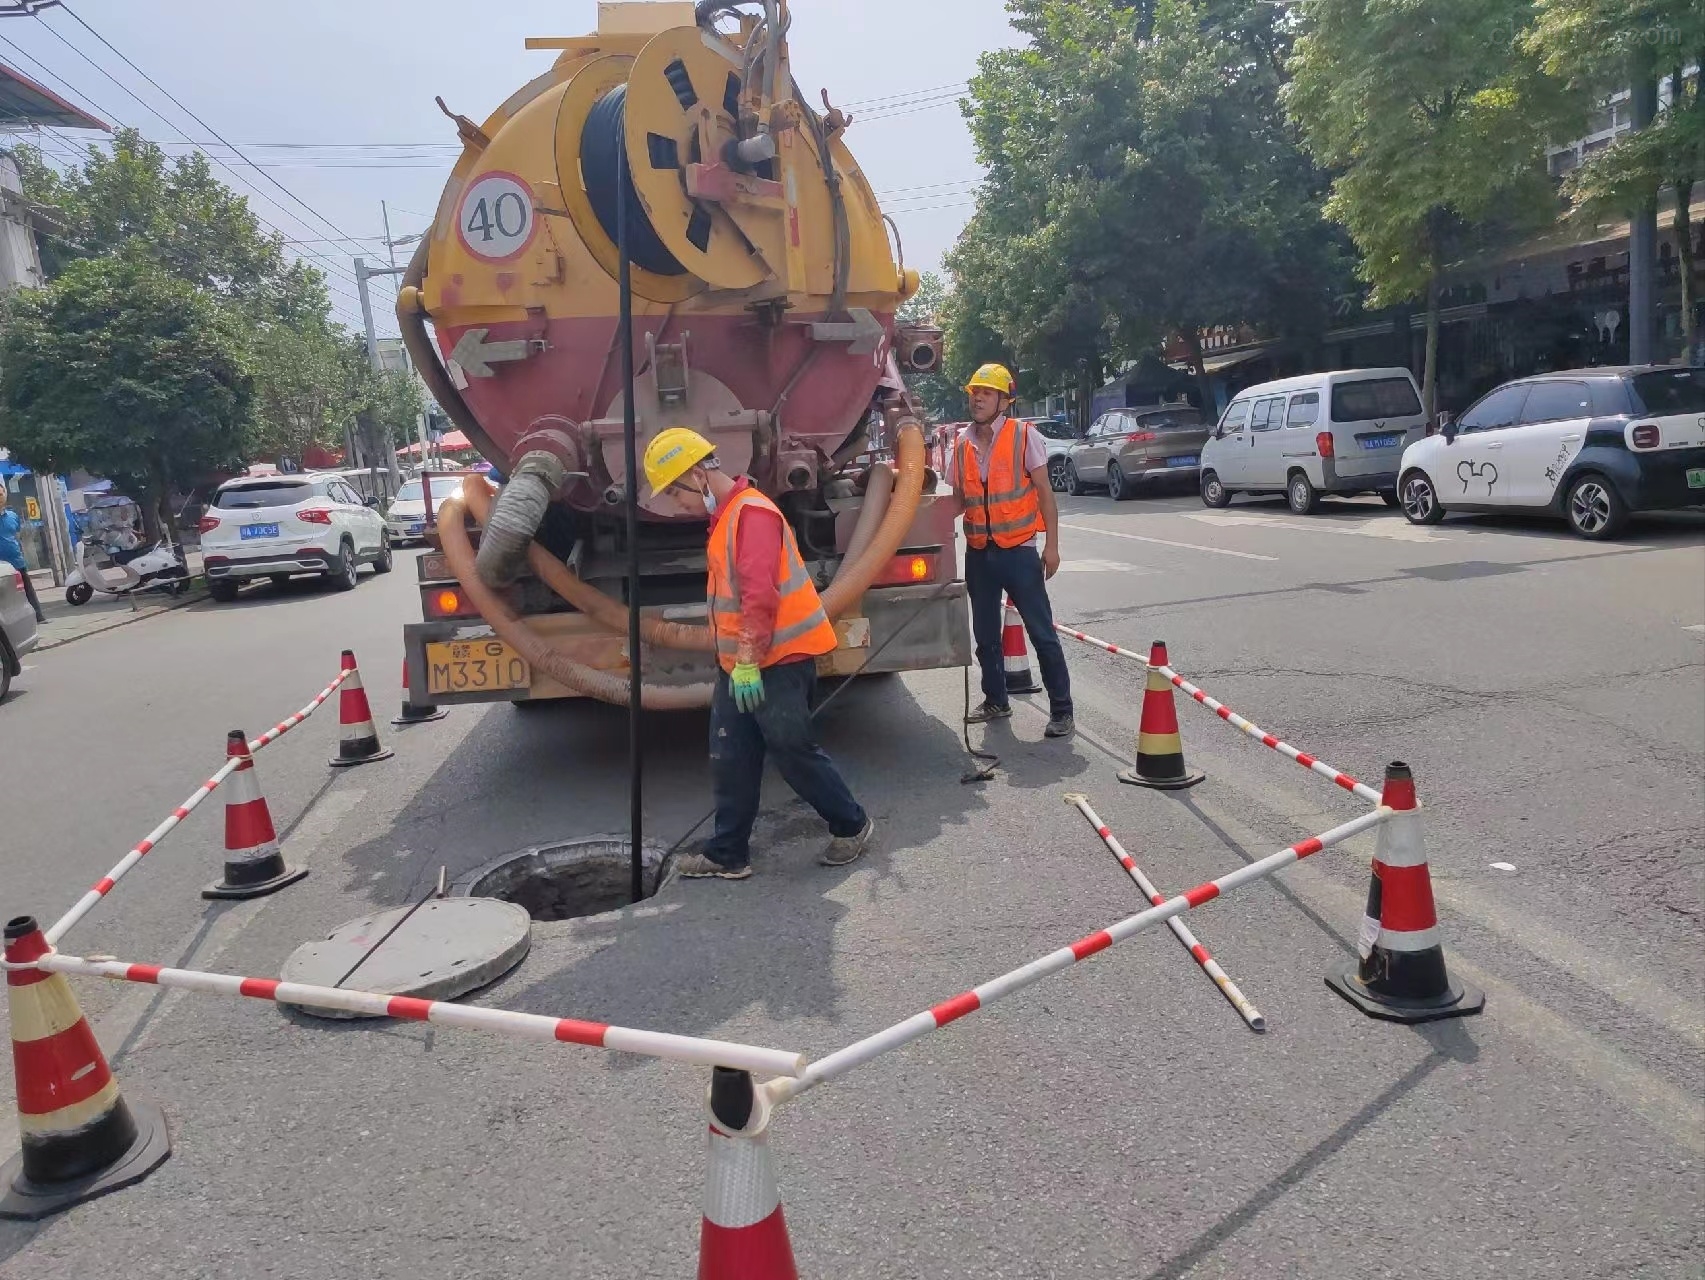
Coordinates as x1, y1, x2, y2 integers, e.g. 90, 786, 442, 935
405, 581, 971, 706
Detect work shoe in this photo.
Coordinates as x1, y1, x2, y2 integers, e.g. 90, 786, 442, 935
1044, 713, 1075, 739
965, 700, 1013, 724
676, 853, 753, 881
820, 817, 875, 867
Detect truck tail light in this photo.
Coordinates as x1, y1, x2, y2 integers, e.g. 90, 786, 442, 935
296, 508, 333, 525
1124, 430, 1158, 444
424, 586, 480, 619
872, 550, 938, 587
1316, 431, 1335, 458
1630, 423, 1660, 450
197, 515, 221, 533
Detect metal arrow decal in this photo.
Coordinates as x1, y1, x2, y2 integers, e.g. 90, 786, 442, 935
448, 328, 532, 378
809, 307, 885, 357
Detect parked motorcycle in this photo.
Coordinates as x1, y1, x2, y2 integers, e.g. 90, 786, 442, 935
63, 496, 192, 605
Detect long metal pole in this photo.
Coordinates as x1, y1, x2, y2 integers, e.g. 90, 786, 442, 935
1627, 51, 1659, 364
616, 130, 645, 904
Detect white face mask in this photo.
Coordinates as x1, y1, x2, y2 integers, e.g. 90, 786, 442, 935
701, 487, 718, 516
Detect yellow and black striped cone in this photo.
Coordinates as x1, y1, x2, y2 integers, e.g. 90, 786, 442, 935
1118, 641, 1204, 789
1, 916, 171, 1220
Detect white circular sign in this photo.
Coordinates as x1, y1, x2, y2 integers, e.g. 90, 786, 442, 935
457, 171, 536, 262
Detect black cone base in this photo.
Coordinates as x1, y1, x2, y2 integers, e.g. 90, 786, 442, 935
392, 706, 448, 726
0, 1098, 171, 1221
1004, 677, 1043, 694
203, 863, 309, 901
329, 745, 394, 768
1325, 967, 1485, 1024
1119, 766, 1205, 790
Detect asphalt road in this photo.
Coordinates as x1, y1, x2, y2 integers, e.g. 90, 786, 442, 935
0, 490, 1701, 1279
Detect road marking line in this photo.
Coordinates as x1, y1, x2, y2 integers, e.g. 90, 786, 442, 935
1061, 522, 1278, 562
1051, 558, 1153, 575
1182, 510, 1451, 543
1685, 624, 1704, 634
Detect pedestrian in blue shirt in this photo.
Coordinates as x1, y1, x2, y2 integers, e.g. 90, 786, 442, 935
1, 497, 46, 622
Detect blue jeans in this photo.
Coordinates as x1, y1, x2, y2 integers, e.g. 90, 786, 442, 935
706, 657, 868, 869
965, 542, 1073, 718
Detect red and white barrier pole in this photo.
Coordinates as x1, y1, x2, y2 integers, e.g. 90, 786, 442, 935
1064, 794, 1264, 1032
20, 951, 806, 1079
45, 668, 351, 946
1054, 624, 1380, 804
770, 806, 1392, 1104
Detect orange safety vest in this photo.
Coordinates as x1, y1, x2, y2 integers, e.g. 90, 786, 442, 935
958, 416, 1043, 549
706, 488, 837, 673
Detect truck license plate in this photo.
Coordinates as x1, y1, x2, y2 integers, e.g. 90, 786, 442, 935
1688, 468, 1705, 490
424, 640, 530, 695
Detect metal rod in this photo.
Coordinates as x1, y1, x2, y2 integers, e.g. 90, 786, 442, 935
1064, 794, 1265, 1032
769, 806, 1392, 1104
45, 667, 353, 946
333, 882, 437, 988
617, 123, 645, 905
1053, 624, 1380, 805
31, 951, 807, 1078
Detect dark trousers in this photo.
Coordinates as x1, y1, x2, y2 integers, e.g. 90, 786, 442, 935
706, 657, 868, 869
3, 555, 43, 620
965, 542, 1073, 718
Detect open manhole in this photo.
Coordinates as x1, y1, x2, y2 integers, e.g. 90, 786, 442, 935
454, 837, 673, 921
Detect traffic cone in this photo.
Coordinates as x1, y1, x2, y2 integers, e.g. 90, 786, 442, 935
1119, 641, 1204, 790
203, 730, 309, 900
330, 649, 394, 767
1001, 598, 1042, 694
1, 916, 171, 1220
698, 1067, 798, 1280
392, 658, 448, 726
1326, 762, 1484, 1023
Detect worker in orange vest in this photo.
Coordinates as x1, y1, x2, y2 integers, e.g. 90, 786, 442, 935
643, 428, 873, 880
951, 363, 1074, 737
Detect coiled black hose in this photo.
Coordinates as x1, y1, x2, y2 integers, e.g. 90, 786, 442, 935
580, 85, 686, 277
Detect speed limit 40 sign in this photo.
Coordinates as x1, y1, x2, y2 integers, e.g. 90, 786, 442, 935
456, 171, 537, 262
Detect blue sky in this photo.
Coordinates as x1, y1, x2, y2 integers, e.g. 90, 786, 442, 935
0, 1, 1019, 338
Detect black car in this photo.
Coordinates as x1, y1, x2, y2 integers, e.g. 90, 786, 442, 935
1397, 366, 1705, 538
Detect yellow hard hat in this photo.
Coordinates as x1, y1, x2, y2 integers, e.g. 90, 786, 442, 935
643, 427, 716, 497
965, 362, 1016, 396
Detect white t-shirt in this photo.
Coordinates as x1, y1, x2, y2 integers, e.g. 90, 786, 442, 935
954, 417, 1048, 549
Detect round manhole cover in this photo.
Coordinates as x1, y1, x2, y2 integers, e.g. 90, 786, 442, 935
281, 897, 531, 1020
454, 836, 672, 921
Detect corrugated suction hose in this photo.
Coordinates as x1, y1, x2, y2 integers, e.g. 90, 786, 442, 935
437, 490, 715, 710
475, 451, 564, 589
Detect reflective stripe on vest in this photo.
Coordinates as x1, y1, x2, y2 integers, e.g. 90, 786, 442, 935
705, 489, 838, 672
958, 416, 1043, 549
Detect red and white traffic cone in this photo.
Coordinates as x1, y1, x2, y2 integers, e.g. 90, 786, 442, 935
1119, 641, 1204, 789
392, 657, 448, 726
1326, 762, 1484, 1023
1002, 598, 1042, 694
698, 1068, 798, 1280
204, 730, 308, 900
330, 649, 394, 767
1, 916, 171, 1220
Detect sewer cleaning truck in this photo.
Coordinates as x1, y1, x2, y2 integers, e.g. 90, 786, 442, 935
395, 0, 970, 710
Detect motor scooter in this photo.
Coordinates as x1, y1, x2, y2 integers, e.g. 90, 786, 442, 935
63, 496, 192, 605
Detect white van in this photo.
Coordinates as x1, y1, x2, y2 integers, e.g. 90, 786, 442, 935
1199, 368, 1427, 513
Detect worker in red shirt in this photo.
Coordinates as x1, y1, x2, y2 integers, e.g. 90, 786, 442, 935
643, 428, 873, 881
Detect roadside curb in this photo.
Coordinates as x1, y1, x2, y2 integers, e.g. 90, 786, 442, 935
35, 590, 207, 653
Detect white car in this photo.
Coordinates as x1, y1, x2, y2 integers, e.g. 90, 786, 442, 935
198, 473, 392, 601
385, 476, 465, 546
1200, 368, 1428, 513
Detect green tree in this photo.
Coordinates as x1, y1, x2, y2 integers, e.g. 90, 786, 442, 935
0, 256, 253, 538
247, 318, 358, 466
1527, 2, 1705, 353
1288, 0, 1582, 421
349, 341, 427, 469
953, 0, 1347, 414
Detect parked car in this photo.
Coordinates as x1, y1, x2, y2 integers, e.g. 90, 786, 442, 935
385, 476, 466, 546
1064, 404, 1208, 500
1, 566, 40, 703
1397, 365, 1705, 539
198, 473, 392, 602
1026, 416, 1084, 491
1199, 368, 1427, 513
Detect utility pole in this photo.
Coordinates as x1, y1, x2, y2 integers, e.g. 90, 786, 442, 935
355, 255, 406, 492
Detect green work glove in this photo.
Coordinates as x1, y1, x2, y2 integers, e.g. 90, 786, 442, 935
729, 661, 766, 713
